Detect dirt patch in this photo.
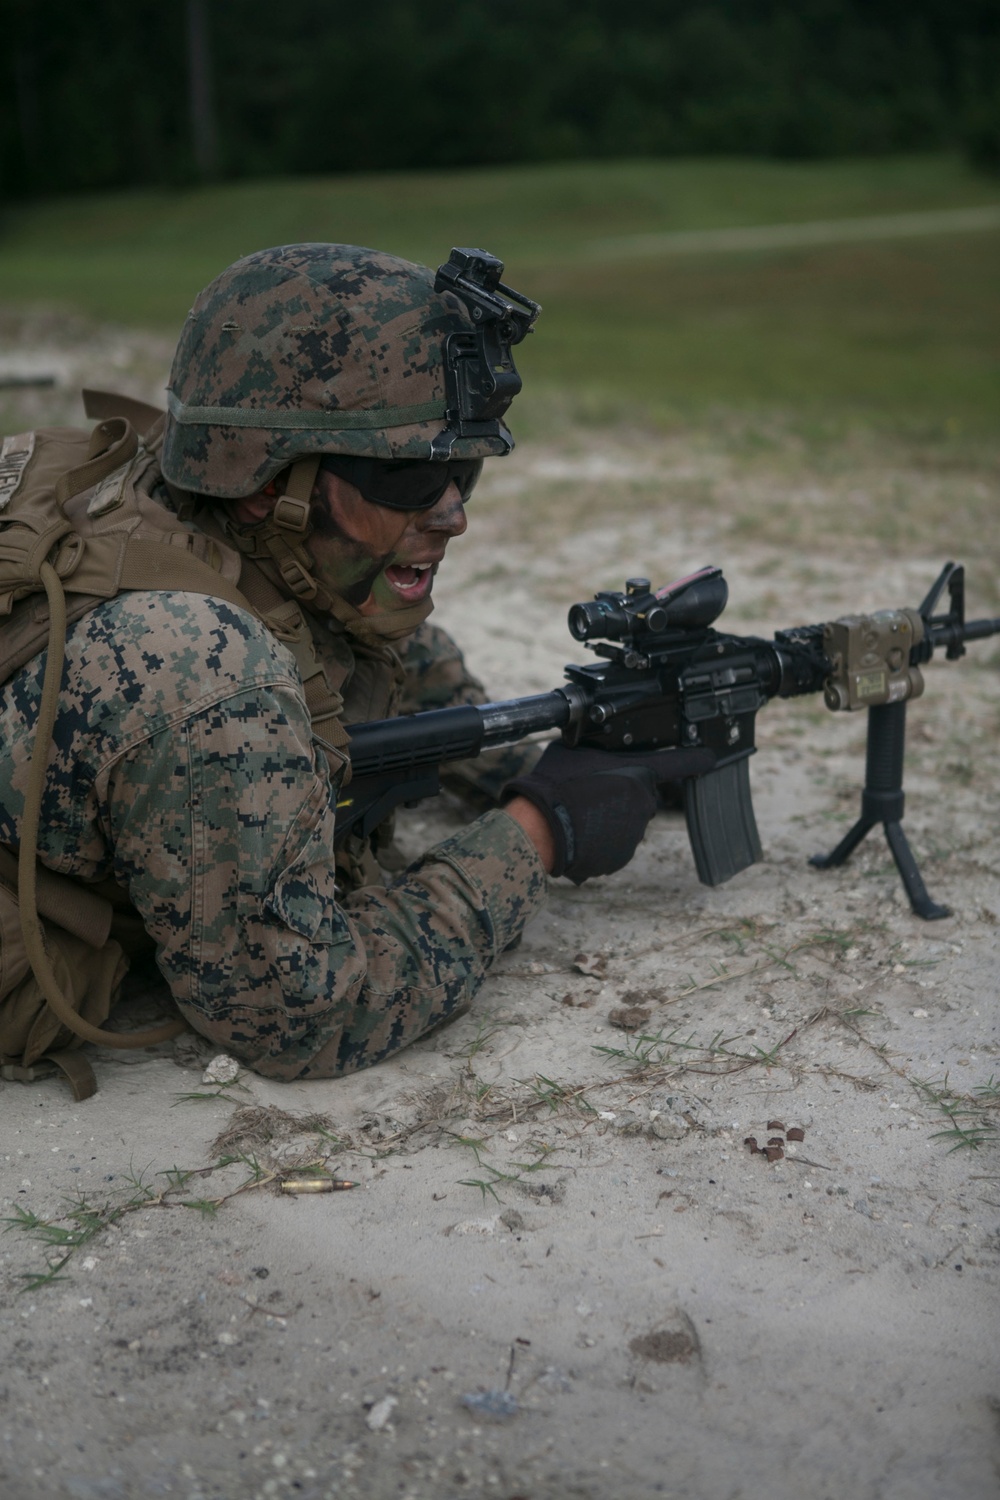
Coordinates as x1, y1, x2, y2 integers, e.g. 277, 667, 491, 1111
629, 1327, 699, 1364
1, 322, 999, 1500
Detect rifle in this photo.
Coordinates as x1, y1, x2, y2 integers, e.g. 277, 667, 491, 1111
334, 561, 999, 921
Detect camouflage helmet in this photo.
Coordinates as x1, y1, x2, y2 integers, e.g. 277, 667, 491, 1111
161, 243, 535, 500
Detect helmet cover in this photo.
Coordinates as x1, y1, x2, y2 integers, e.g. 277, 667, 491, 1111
161, 243, 517, 499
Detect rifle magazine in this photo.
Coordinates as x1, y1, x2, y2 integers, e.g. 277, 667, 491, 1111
683, 755, 762, 886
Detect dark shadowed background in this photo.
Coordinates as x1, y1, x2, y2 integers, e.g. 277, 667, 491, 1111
4, 0, 1000, 192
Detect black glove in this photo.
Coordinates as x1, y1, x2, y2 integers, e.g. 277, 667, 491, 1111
503, 741, 706, 884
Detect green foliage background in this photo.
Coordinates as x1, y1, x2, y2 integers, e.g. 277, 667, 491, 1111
2, 154, 997, 437
3, 0, 1000, 196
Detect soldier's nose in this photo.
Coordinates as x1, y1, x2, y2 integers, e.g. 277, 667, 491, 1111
420, 483, 467, 537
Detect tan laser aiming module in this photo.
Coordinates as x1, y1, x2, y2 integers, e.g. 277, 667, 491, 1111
822, 608, 925, 711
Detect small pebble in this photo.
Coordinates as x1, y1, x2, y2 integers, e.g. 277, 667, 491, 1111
453, 1217, 499, 1236
365, 1396, 398, 1431
202, 1054, 240, 1085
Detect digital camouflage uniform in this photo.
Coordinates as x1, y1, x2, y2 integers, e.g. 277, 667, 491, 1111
0, 593, 544, 1080
0, 244, 546, 1081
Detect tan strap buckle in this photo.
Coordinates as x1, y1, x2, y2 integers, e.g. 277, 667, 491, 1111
278, 554, 318, 600
273, 495, 311, 533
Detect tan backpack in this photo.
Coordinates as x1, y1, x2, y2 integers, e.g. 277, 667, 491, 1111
0, 393, 351, 1097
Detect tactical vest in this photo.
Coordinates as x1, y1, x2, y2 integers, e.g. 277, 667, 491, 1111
0, 393, 404, 1097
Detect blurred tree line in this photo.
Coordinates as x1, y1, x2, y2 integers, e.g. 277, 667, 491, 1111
3, 0, 999, 197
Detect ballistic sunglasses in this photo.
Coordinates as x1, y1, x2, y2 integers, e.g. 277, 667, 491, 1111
318, 454, 483, 511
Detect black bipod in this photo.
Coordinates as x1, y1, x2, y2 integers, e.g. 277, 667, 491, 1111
810, 699, 948, 919
810, 561, 966, 921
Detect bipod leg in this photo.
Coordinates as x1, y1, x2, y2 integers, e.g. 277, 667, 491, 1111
809, 701, 949, 919
809, 814, 876, 870
883, 820, 950, 920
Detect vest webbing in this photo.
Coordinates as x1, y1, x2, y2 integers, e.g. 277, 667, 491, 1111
192, 511, 353, 765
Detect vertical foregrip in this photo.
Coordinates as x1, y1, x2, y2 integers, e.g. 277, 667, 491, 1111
859, 701, 907, 825
864, 702, 907, 793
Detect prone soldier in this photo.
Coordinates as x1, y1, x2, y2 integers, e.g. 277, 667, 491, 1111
0, 244, 663, 1094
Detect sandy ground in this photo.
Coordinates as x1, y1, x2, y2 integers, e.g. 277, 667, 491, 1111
1, 331, 999, 1500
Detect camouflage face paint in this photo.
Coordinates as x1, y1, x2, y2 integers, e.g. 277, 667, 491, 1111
307, 471, 414, 608
359, 483, 468, 616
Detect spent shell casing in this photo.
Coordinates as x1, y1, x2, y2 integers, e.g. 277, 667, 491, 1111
280, 1178, 358, 1195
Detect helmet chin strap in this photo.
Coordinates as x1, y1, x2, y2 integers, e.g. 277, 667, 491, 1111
228, 455, 434, 642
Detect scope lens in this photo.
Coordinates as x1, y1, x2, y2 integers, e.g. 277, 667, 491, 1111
568, 603, 596, 640
568, 601, 630, 641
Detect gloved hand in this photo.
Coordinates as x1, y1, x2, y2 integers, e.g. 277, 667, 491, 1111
502, 741, 709, 884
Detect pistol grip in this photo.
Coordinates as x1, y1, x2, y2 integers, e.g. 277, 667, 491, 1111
683, 755, 763, 886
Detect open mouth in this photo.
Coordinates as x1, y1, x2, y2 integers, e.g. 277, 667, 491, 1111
383, 561, 436, 602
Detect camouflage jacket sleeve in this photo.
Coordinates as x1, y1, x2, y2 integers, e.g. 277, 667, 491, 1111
0, 594, 547, 1080
398, 620, 542, 810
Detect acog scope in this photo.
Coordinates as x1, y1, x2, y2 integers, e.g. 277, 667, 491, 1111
568, 567, 729, 644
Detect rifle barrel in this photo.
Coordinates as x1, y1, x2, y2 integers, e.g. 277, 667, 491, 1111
933, 616, 1000, 645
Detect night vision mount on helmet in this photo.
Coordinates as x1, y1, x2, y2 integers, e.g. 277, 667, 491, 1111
430, 248, 540, 459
